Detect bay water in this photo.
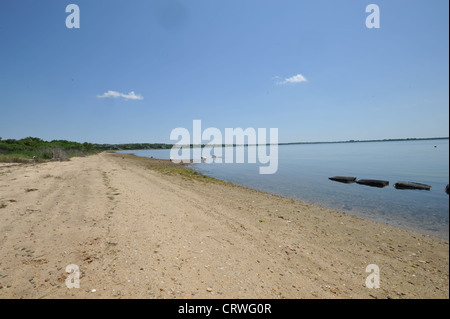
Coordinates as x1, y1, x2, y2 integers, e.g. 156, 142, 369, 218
118, 139, 449, 240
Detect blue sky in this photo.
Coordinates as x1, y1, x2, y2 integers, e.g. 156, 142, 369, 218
0, 0, 448, 144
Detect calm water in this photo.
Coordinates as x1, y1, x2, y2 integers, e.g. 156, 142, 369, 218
119, 139, 450, 240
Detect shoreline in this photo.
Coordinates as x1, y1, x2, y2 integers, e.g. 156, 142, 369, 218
185, 167, 449, 242
119, 150, 450, 242
0, 152, 448, 299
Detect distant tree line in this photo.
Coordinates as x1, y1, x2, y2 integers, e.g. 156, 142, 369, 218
279, 137, 449, 146
96, 137, 449, 151
0, 137, 96, 162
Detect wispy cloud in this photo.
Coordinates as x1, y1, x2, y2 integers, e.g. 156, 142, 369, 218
276, 74, 308, 85
97, 90, 143, 100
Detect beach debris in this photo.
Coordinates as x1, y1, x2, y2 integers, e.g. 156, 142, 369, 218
329, 176, 357, 184
258, 219, 265, 223
356, 179, 389, 188
394, 181, 431, 191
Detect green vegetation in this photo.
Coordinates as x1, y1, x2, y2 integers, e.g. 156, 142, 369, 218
154, 166, 216, 180
0, 137, 97, 163
116, 153, 224, 183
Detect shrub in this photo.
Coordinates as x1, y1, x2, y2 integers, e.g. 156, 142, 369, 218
52, 148, 69, 161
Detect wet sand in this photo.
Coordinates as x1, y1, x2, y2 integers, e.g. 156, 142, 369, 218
0, 152, 448, 299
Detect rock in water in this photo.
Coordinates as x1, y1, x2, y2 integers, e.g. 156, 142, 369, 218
394, 181, 431, 191
356, 179, 389, 188
329, 176, 357, 184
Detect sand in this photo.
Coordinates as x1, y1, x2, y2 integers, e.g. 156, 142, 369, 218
0, 152, 448, 299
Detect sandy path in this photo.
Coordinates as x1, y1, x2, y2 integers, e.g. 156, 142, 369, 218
0, 153, 448, 299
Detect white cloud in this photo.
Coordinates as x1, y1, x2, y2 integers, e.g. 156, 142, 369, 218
276, 74, 308, 85
97, 90, 143, 100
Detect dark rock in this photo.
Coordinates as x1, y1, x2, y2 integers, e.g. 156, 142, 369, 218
329, 176, 357, 184
394, 181, 431, 191
356, 179, 389, 188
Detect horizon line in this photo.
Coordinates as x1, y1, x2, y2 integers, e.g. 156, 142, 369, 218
94, 136, 449, 147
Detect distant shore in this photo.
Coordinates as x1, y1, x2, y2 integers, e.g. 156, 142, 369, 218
0, 152, 448, 299
94, 137, 450, 151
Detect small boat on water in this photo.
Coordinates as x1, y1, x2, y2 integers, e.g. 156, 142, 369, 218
394, 181, 431, 191
328, 176, 357, 184
446, 184, 449, 195
356, 179, 389, 188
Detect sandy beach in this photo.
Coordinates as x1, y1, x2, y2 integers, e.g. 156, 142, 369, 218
0, 152, 448, 299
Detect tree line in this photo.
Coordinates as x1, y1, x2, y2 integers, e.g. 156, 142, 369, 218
0, 137, 95, 161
